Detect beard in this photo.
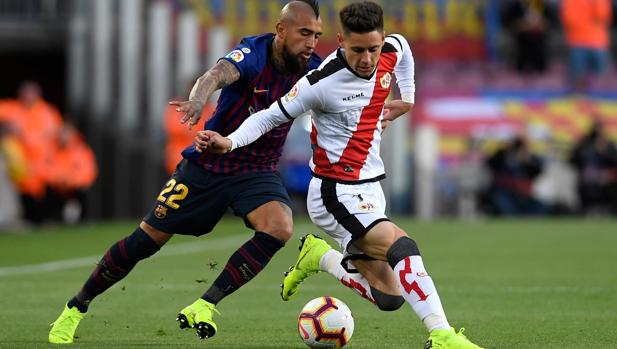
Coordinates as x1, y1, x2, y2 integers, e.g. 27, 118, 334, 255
282, 47, 309, 75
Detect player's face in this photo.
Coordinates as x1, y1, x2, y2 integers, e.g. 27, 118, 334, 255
282, 16, 322, 74
338, 30, 385, 78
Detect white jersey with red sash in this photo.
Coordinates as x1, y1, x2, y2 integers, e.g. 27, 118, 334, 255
228, 34, 415, 184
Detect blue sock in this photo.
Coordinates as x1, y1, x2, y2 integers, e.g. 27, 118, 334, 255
202, 232, 284, 304
68, 227, 161, 312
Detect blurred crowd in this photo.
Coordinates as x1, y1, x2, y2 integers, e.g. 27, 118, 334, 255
0, 81, 97, 227
467, 0, 617, 215
475, 121, 617, 217
0, 79, 217, 228
500, 0, 615, 89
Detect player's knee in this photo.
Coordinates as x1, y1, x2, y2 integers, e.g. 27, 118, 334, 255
371, 287, 405, 311
255, 215, 293, 242
386, 236, 420, 268
125, 227, 162, 261
139, 222, 172, 246
262, 223, 293, 242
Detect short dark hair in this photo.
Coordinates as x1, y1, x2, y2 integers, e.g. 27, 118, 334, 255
339, 1, 383, 34
296, 0, 320, 19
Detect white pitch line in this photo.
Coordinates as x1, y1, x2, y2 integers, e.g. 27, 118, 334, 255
0, 234, 246, 277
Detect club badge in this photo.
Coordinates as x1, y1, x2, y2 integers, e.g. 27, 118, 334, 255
154, 204, 168, 219
380, 72, 391, 89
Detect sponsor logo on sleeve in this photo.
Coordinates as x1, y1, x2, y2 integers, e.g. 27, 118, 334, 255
226, 49, 244, 62
241, 47, 251, 53
282, 83, 300, 105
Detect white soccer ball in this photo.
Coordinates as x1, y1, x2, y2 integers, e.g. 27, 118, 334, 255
297, 296, 354, 348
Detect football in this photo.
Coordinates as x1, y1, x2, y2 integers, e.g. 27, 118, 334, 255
297, 296, 354, 348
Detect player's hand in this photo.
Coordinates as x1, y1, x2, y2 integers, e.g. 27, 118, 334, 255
169, 100, 204, 130
194, 130, 232, 154
194, 130, 210, 153
382, 100, 413, 122
381, 100, 413, 134
381, 116, 392, 132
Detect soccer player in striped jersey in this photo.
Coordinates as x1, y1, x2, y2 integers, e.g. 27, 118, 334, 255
48, 0, 322, 343
200, 2, 484, 348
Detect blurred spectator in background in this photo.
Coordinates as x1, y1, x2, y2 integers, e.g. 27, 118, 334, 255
45, 122, 98, 223
501, 0, 556, 73
458, 136, 486, 219
0, 120, 25, 229
484, 136, 547, 216
561, 0, 613, 89
569, 120, 617, 214
164, 98, 212, 175
0, 81, 63, 224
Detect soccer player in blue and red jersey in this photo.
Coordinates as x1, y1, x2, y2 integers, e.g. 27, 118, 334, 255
48, 0, 322, 343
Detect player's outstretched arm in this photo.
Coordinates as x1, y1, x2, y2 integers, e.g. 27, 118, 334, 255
227, 77, 320, 150
169, 60, 240, 130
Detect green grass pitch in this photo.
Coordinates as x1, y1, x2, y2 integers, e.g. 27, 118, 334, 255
1, 218, 616, 348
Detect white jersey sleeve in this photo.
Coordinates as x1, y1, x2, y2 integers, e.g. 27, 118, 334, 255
227, 76, 322, 150
386, 34, 415, 104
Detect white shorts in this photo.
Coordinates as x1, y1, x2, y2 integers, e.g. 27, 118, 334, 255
307, 177, 389, 255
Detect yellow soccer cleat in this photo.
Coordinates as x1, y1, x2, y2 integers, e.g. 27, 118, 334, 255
281, 233, 333, 301
49, 304, 86, 344
425, 327, 484, 349
176, 298, 220, 340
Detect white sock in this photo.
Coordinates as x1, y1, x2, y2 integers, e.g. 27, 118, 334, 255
392, 255, 450, 331
319, 249, 375, 303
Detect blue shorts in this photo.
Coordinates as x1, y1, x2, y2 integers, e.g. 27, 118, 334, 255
143, 159, 292, 236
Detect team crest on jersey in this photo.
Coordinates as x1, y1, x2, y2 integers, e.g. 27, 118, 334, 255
241, 47, 251, 53
226, 49, 244, 62
282, 83, 300, 104
380, 72, 391, 89
154, 204, 168, 219
358, 202, 376, 212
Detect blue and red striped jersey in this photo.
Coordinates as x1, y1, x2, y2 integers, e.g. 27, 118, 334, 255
182, 33, 322, 175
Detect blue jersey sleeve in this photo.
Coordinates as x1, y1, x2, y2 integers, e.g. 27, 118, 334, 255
219, 37, 263, 82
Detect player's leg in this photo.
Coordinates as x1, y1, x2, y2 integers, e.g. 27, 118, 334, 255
283, 177, 398, 304
199, 200, 291, 307
50, 159, 214, 343
355, 222, 449, 330
356, 222, 483, 348
308, 177, 482, 347
351, 259, 404, 311
49, 223, 170, 343
280, 233, 402, 309
161, 163, 248, 339
72, 223, 170, 311
179, 172, 291, 339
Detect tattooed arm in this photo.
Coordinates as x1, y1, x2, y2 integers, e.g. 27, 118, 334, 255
168, 59, 240, 129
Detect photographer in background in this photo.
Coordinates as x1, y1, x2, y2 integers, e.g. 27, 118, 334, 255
485, 136, 547, 216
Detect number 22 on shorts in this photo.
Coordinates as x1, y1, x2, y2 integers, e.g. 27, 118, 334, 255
157, 178, 189, 209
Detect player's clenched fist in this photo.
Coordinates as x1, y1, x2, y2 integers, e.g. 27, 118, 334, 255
168, 100, 204, 130
194, 130, 210, 153
195, 130, 232, 154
